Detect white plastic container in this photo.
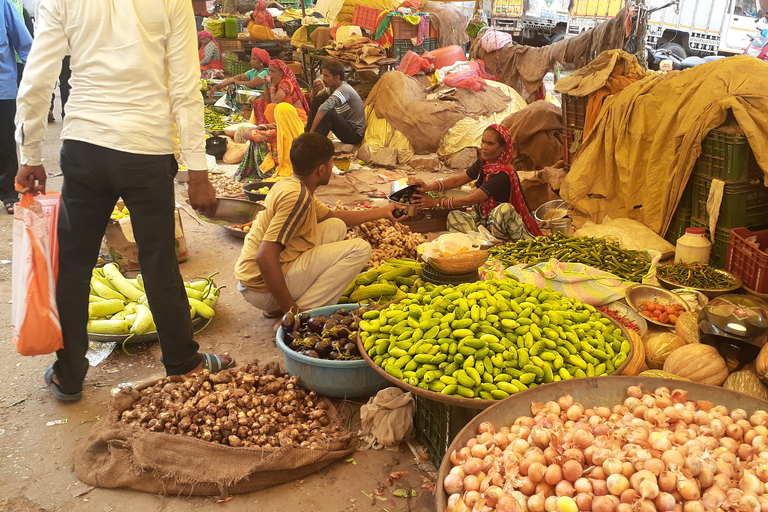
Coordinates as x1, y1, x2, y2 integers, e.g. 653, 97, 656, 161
675, 227, 712, 264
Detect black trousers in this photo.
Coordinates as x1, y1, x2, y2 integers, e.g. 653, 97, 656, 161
305, 91, 363, 145
0, 99, 18, 204
54, 141, 201, 394
50, 56, 72, 116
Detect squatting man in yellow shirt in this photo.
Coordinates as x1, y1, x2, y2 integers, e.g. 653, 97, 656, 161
235, 132, 403, 318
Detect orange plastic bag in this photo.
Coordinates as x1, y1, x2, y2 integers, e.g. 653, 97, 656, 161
12, 192, 64, 356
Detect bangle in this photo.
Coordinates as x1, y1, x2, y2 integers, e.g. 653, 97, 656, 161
436, 179, 445, 192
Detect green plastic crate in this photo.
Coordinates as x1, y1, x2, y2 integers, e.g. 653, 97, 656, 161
393, 37, 437, 61
695, 126, 761, 182
664, 207, 692, 245
413, 395, 479, 469
690, 175, 768, 229
690, 218, 731, 269
224, 58, 251, 76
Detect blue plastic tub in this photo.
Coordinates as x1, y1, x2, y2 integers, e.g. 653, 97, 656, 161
276, 304, 391, 398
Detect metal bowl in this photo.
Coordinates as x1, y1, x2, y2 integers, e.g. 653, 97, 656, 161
222, 225, 248, 239
88, 316, 206, 345
209, 105, 233, 115
243, 181, 276, 202
600, 300, 648, 337
189, 198, 264, 226
625, 284, 691, 328
534, 199, 571, 223
235, 89, 261, 104
656, 267, 743, 299
435, 376, 768, 511
670, 288, 710, 312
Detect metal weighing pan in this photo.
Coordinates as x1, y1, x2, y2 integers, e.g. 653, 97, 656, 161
187, 198, 264, 226
436, 376, 768, 511
657, 267, 743, 299
356, 313, 636, 410
221, 225, 248, 239
88, 316, 206, 345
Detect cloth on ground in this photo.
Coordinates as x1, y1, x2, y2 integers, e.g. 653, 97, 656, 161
472, 8, 629, 102
364, 71, 513, 154
422, 1, 469, 49
500, 100, 563, 171
448, 203, 536, 241
560, 55, 768, 235
555, 49, 646, 136
359, 388, 414, 447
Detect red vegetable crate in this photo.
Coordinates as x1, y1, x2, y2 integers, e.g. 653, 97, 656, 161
726, 227, 768, 294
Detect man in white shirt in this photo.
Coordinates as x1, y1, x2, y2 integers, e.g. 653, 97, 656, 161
15, 0, 233, 402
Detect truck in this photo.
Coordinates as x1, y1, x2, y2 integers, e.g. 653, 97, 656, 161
565, 0, 766, 56
491, 0, 571, 44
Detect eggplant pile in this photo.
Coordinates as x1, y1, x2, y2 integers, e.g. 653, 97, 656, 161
280, 308, 367, 361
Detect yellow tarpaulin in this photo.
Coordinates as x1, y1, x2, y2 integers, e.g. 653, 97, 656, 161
561, 55, 768, 235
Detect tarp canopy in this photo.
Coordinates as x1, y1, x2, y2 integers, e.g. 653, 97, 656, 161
561, 55, 768, 235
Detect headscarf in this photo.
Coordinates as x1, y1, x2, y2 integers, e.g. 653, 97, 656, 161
252, 0, 275, 29
197, 30, 214, 40
197, 30, 222, 65
270, 60, 309, 112
479, 124, 542, 237
251, 47, 271, 66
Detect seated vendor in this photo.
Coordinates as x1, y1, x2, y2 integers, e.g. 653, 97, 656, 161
247, 0, 275, 40
235, 133, 402, 318
208, 48, 271, 98
198, 30, 223, 79
306, 60, 366, 145
411, 124, 542, 242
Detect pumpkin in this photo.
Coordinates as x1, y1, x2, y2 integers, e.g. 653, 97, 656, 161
723, 371, 768, 401
644, 332, 687, 369
638, 370, 689, 381
663, 344, 729, 386
756, 343, 768, 385
621, 330, 645, 376
429, 250, 489, 275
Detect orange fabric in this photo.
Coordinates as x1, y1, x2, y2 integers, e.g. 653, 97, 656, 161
198, 45, 223, 71
584, 75, 641, 136
264, 102, 307, 124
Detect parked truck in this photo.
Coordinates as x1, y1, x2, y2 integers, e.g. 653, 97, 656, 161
491, 0, 571, 44
566, 0, 767, 56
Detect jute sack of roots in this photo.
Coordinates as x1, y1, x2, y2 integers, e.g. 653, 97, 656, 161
73, 363, 356, 497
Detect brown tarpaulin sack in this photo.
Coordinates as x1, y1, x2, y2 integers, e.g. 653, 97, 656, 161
73, 365, 356, 497
501, 101, 563, 171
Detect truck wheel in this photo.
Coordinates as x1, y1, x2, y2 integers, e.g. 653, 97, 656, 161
549, 32, 566, 45
658, 42, 687, 60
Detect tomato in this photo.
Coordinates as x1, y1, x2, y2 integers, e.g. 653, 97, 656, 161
665, 305, 676, 315
659, 313, 669, 323
652, 310, 661, 317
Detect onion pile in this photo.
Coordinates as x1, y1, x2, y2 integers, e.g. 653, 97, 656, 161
444, 385, 768, 512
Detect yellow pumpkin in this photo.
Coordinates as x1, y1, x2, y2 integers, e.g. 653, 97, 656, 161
644, 333, 687, 369
663, 344, 729, 386
621, 330, 645, 376
723, 371, 768, 401
756, 343, 768, 385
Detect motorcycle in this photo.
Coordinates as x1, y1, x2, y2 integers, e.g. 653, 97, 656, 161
744, 27, 768, 62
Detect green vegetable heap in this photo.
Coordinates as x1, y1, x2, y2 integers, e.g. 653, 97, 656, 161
657, 262, 737, 289
488, 232, 651, 282
204, 107, 227, 131
360, 279, 631, 401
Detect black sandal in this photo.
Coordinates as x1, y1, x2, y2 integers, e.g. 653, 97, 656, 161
4, 201, 15, 215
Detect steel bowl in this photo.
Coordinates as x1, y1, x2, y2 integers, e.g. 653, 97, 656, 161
188, 197, 264, 226
436, 376, 768, 511
221, 225, 248, 239
534, 199, 572, 223
235, 89, 261, 104
243, 181, 276, 202
387, 184, 420, 217
670, 287, 710, 312
656, 267, 743, 299
625, 284, 691, 328
209, 104, 233, 115
599, 300, 648, 337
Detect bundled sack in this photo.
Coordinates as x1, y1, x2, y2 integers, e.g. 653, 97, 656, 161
74, 362, 356, 496
360, 388, 414, 446
12, 192, 63, 356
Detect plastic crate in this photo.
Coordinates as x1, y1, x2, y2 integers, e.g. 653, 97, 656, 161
219, 39, 243, 52
393, 37, 437, 61
224, 59, 251, 76
563, 126, 583, 166
664, 207, 692, 245
695, 125, 762, 182
690, 175, 768, 230
727, 227, 768, 293
391, 16, 430, 40
413, 395, 479, 469
352, 4, 383, 31
562, 93, 588, 131
690, 218, 732, 269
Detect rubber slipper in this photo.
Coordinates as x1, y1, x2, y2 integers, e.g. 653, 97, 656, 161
43, 364, 82, 402
262, 309, 283, 319
201, 353, 236, 373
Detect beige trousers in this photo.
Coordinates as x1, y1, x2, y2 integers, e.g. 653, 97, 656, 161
238, 218, 371, 312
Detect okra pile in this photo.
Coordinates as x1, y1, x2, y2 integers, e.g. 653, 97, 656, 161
360, 279, 631, 401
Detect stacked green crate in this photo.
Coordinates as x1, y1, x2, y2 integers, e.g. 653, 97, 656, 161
664, 183, 693, 245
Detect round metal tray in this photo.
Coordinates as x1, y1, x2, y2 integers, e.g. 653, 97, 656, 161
657, 267, 743, 299
600, 300, 648, 337
356, 313, 635, 410
625, 284, 691, 328
435, 375, 768, 511
87, 316, 206, 345
222, 225, 247, 239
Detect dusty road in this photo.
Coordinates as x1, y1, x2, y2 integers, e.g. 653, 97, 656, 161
0, 121, 448, 512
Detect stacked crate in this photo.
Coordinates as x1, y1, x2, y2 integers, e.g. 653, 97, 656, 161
689, 124, 766, 268
664, 183, 693, 246
389, 16, 435, 61
562, 94, 588, 167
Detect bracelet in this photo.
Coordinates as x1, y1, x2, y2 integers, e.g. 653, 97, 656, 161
436, 179, 445, 192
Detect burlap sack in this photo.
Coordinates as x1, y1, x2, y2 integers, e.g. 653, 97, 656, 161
73, 365, 356, 497
360, 388, 414, 446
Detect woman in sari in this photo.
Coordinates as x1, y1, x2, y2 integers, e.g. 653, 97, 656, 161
411, 124, 542, 241
247, 1, 276, 40
250, 59, 309, 125
198, 30, 223, 79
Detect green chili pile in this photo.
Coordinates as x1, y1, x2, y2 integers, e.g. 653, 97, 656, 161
487, 233, 651, 282
204, 107, 227, 131
657, 262, 737, 289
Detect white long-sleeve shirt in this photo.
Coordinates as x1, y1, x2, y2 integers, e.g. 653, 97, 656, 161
15, 0, 207, 170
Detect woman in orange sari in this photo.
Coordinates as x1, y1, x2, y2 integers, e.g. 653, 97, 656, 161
250, 59, 309, 125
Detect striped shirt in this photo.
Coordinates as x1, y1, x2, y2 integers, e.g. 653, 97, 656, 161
317, 82, 366, 136
235, 176, 330, 292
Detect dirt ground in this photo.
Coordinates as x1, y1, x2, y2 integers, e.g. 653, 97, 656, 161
0, 120, 454, 512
